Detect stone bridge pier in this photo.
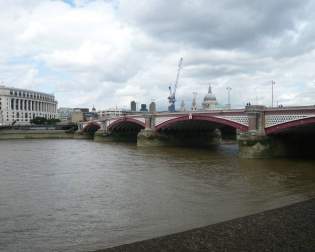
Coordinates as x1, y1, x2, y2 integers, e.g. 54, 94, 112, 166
137, 115, 222, 147
238, 105, 315, 158
237, 106, 275, 158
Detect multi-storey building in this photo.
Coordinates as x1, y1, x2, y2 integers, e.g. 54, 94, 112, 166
0, 85, 57, 126
57, 107, 74, 122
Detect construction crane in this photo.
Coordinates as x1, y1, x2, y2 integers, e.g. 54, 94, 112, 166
168, 57, 183, 112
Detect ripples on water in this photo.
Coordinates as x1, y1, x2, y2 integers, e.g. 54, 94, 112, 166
0, 140, 314, 252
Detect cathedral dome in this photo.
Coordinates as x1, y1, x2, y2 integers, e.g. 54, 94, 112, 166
204, 92, 216, 101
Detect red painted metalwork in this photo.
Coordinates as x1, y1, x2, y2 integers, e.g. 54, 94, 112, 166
155, 115, 248, 131
266, 117, 315, 135
82, 122, 101, 132
108, 117, 145, 130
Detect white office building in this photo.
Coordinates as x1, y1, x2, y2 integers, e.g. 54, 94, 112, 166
0, 85, 57, 126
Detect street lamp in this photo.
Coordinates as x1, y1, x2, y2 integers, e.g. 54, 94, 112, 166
271, 80, 276, 108
0, 111, 3, 126
226, 87, 232, 109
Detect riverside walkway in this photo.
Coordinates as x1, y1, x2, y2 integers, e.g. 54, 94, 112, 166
97, 198, 315, 252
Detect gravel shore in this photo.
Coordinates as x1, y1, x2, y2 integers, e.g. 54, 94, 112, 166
96, 198, 315, 252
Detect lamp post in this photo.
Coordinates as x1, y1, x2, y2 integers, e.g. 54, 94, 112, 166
271, 80, 276, 108
226, 87, 232, 109
192, 92, 197, 111
0, 111, 3, 126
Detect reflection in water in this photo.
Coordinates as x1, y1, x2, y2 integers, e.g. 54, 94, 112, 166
0, 140, 314, 252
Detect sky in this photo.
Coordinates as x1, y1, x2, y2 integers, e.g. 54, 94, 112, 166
1, 0, 315, 110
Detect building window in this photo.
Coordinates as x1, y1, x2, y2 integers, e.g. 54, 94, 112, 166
20, 100, 23, 110
16, 99, 19, 110
10, 90, 13, 95
11, 99, 14, 110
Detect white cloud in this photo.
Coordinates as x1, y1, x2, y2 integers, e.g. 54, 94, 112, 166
1, 0, 315, 110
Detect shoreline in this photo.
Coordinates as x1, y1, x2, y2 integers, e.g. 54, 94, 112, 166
96, 198, 315, 252
0, 129, 93, 140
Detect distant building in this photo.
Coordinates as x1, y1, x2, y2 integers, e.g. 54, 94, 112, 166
140, 104, 148, 112
57, 107, 73, 122
73, 108, 89, 113
84, 112, 98, 121
97, 108, 124, 119
130, 101, 137, 112
149, 102, 156, 113
0, 85, 57, 126
71, 108, 97, 123
71, 111, 84, 123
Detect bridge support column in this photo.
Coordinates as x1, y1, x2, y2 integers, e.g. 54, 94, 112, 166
238, 105, 268, 158
94, 129, 113, 142
238, 105, 287, 158
73, 131, 94, 139
238, 134, 288, 158
137, 128, 164, 147
137, 114, 161, 146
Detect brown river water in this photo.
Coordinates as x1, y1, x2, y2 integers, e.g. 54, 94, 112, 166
0, 139, 314, 252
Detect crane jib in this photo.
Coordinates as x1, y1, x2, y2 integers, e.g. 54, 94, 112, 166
167, 58, 183, 113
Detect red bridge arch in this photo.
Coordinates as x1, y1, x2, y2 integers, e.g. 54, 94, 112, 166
155, 115, 248, 131
265, 117, 315, 135
82, 121, 101, 133
108, 117, 145, 131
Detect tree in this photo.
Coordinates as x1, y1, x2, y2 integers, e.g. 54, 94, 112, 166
30, 117, 61, 125
30, 117, 47, 125
47, 118, 61, 125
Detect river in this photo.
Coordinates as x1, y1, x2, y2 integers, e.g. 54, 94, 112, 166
0, 139, 314, 252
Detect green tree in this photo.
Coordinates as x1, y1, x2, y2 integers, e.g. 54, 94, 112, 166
30, 117, 47, 125
30, 117, 61, 125
47, 118, 61, 125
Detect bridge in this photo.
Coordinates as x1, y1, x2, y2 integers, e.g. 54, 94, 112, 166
80, 105, 315, 158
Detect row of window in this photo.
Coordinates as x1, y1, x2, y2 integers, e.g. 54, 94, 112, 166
10, 99, 56, 113
10, 113, 56, 121
9, 90, 54, 102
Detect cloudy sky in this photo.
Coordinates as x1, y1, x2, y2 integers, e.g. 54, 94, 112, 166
1, 0, 315, 110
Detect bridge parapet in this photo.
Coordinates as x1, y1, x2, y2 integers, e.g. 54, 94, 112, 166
264, 107, 315, 133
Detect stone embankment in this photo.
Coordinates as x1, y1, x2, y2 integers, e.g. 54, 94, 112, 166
97, 198, 315, 252
0, 129, 93, 140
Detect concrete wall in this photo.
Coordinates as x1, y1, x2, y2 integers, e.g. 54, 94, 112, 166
0, 129, 74, 140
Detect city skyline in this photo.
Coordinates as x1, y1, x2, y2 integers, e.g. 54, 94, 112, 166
1, 0, 315, 110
